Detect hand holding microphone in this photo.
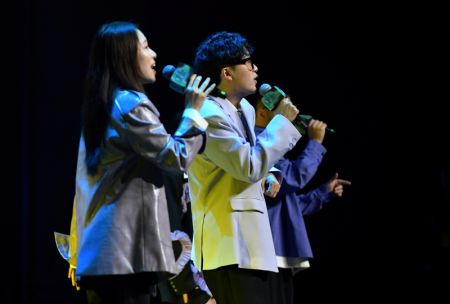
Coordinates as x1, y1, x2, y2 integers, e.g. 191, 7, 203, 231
259, 83, 335, 135
272, 97, 299, 122
163, 63, 216, 111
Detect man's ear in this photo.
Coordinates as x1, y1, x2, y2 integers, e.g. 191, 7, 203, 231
256, 104, 268, 119
256, 102, 267, 115
221, 67, 233, 81
260, 108, 269, 119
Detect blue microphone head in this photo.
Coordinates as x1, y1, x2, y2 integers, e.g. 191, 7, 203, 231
259, 83, 286, 111
258, 83, 272, 96
162, 65, 176, 80
163, 63, 193, 94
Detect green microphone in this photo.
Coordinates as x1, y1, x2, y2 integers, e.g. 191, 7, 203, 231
163, 63, 193, 94
258, 83, 335, 135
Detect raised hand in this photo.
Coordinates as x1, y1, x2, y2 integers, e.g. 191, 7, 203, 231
327, 173, 352, 197
184, 74, 216, 111
273, 97, 299, 122
307, 119, 327, 144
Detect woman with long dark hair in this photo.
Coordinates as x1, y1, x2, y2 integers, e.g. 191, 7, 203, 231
68, 21, 215, 304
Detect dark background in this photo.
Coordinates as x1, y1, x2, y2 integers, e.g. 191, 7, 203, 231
4, 0, 449, 303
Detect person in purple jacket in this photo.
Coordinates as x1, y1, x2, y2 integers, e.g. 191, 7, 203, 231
255, 98, 352, 304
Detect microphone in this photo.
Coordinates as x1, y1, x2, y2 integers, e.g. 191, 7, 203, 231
162, 63, 193, 94
258, 83, 335, 135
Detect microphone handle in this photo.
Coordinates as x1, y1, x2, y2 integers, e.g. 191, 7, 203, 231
260, 85, 336, 135
295, 115, 335, 135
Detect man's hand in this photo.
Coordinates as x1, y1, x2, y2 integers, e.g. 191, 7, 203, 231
273, 97, 299, 122
263, 173, 281, 198
327, 173, 352, 197
308, 119, 327, 144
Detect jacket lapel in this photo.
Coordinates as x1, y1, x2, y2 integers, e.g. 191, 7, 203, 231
237, 105, 255, 146
209, 96, 251, 144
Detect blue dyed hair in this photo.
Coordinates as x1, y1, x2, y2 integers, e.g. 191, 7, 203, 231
193, 31, 254, 86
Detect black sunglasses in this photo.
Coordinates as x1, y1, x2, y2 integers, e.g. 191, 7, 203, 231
230, 57, 255, 71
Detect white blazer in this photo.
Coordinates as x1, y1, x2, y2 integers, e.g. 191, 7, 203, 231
188, 95, 301, 272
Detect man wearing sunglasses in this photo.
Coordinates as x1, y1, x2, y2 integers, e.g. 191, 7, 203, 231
187, 31, 301, 304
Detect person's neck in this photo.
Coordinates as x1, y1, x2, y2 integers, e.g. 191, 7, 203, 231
228, 95, 242, 107
255, 119, 267, 129
216, 85, 243, 107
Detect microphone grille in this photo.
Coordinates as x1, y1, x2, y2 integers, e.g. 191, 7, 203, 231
259, 83, 272, 96
162, 65, 176, 80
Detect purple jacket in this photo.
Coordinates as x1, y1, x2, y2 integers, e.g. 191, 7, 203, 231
256, 127, 332, 259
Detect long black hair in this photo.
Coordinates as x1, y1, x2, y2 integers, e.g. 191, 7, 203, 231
82, 21, 145, 175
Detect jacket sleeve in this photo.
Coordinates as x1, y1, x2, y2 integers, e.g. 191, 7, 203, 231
202, 107, 300, 183
298, 183, 335, 215
119, 101, 206, 172
276, 139, 327, 194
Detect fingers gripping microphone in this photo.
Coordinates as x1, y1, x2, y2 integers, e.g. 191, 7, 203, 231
258, 83, 335, 135
162, 63, 193, 94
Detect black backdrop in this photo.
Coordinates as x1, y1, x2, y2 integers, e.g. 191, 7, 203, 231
4, 0, 449, 303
